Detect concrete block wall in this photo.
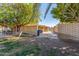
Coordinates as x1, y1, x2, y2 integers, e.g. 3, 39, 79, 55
58, 23, 79, 42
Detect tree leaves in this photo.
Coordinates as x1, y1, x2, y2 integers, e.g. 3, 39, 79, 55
51, 3, 79, 23
0, 3, 40, 28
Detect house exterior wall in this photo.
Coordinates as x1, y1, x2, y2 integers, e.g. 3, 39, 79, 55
38, 26, 49, 32
20, 26, 37, 33
20, 25, 50, 33
57, 23, 79, 42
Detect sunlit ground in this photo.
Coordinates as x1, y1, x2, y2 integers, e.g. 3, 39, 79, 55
0, 33, 78, 56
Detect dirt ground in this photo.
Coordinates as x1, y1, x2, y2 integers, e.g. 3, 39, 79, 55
18, 34, 79, 56
1, 32, 79, 56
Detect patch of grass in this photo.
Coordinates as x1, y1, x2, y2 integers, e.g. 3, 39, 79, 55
0, 40, 21, 53
3, 41, 20, 49
0, 39, 41, 56
14, 45, 41, 56
0, 39, 7, 42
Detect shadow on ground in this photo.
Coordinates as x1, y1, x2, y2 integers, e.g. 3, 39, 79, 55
0, 35, 79, 56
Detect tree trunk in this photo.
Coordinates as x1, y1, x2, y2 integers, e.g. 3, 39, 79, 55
16, 25, 21, 32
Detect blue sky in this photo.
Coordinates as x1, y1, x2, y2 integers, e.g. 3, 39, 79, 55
39, 3, 60, 27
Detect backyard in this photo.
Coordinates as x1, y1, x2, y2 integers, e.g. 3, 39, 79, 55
0, 3, 79, 56
0, 32, 79, 56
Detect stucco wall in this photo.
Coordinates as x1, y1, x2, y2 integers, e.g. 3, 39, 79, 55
20, 25, 50, 33
20, 26, 37, 33
58, 23, 79, 42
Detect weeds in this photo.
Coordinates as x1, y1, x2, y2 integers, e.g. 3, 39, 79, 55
0, 39, 41, 56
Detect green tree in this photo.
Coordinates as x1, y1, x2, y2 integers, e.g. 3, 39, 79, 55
0, 3, 40, 32
51, 3, 79, 22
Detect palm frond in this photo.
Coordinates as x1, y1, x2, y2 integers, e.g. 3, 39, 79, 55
44, 3, 52, 19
